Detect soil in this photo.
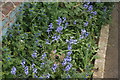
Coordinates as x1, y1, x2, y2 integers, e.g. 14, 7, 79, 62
103, 3, 119, 78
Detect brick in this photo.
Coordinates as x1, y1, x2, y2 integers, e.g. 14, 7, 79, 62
2, 16, 9, 26
13, 2, 21, 6
2, 2, 14, 15
0, 2, 4, 6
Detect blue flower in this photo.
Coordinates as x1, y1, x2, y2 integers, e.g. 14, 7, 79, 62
80, 29, 89, 39
64, 56, 72, 62
64, 63, 72, 71
52, 64, 58, 72
41, 63, 45, 65
34, 74, 38, 78
91, 11, 97, 15
33, 68, 37, 73
64, 22, 69, 29
31, 52, 37, 58
88, 5, 93, 11
45, 39, 51, 44
21, 60, 26, 67
11, 66, 16, 75
81, 29, 86, 34
56, 17, 62, 25
47, 28, 52, 34
62, 60, 67, 66
66, 39, 77, 45
24, 66, 29, 75
67, 75, 71, 78
49, 23, 53, 29
17, 31, 20, 34
31, 63, 35, 68
67, 51, 72, 56
10, 34, 12, 37
84, 21, 88, 27
41, 53, 47, 60
40, 63, 45, 67
85, 32, 89, 37
68, 44, 72, 50
62, 17, 66, 23
104, 7, 107, 12
29, 10, 33, 11
56, 26, 63, 33
46, 73, 51, 78
73, 20, 76, 24
83, 4, 88, 8
89, 16, 92, 19
79, 35, 84, 39
52, 34, 60, 41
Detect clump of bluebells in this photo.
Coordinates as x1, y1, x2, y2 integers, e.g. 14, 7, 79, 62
2, 2, 114, 79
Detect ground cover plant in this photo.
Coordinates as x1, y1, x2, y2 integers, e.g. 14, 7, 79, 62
2, 2, 114, 79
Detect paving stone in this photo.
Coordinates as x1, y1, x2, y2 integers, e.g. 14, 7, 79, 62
2, 2, 14, 15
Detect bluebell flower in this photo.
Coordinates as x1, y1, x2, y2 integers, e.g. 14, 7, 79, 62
88, 44, 90, 47
52, 34, 60, 41
56, 26, 63, 33
33, 68, 37, 73
89, 16, 92, 19
49, 23, 53, 29
35, 40, 38, 43
29, 10, 33, 11
66, 39, 77, 45
41, 53, 47, 60
46, 73, 50, 78
56, 17, 62, 25
45, 39, 51, 44
64, 56, 72, 62
7, 57, 10, 60
17, 31, 20, 34
47, 28, 52, 34
64, 22, 69, 29
62, 60, 67, 66
10, 34, 12, 37
81, 29, 86, 34
31, 52, 37, 58
104, 7, 107, 12
91, 11, 97, 15
40, 62, 45, 68
24, 66, 29, 75
34, 74, 38, 78
85, 32, 89, 37
31, 63, 35, 68
68, 44, 72, 50
67, 51, 72, 56
52, 64, 58, 72
39, 77, 43, 79
88, 5, 93, 11
41, 62, 45, 65
69, 39, 77, 44
73, 20, 76, 24
64, 63, 72, 71
62, 17, 66, 23
83, 4, 88, 8
67, 75, 71, 78
11, 66, 16, 75
84, 21, 88, 27
79, 35, 84, 39
21, 60, 26, 67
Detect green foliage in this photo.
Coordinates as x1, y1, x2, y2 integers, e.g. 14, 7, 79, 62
2, 2, 114, 79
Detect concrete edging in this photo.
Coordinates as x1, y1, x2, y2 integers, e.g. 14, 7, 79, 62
93, 25, 109, 78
